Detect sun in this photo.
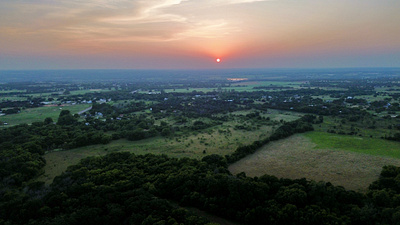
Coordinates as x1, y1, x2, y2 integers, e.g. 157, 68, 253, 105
216, 58, 221, 63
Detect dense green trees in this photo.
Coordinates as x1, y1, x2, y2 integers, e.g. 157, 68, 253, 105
2, 152, 399, 224
2, 77, 400, 224
57, 110, 78, 126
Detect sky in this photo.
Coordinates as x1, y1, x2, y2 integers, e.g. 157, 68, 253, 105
0, 0, 400, 70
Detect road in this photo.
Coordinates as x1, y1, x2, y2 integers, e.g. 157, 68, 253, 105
78, 106, 92, 115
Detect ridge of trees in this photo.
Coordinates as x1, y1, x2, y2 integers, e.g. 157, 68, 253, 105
225, 115, 317, 164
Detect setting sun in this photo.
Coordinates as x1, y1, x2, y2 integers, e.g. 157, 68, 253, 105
216, 58, 221, 63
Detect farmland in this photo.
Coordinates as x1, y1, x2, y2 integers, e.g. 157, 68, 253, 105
0, 104, 91, 126
38, 109, 303, 184
229, 133, 400, 191
3, 69, 400, 224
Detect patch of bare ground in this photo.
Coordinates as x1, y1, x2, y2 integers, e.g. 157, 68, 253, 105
228, 134, 400, 192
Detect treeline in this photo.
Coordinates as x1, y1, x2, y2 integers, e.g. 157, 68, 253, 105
226, 115, 316, 164
384, 133, 400, 142
0, 112, 112, 187
2, 152, 400, 224
0, 108, 228, 187
0, 98, 44, 115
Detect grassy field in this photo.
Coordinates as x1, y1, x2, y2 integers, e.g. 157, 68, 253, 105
162, 81, 305, 93
314, 115, 396, 140
229, 81, 304, 92
0, 89, 26, 93
0, 96, 28, 101
38, 123, 277, 184
69, 89, 112, 95
265, 109, 304, 121
303, 131, 400, 159
229, 134, 400, 192
0, 104, 91, 126
37, 109, 305, 184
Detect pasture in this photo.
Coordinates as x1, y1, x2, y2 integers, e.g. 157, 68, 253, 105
0, 104, 91, 126
39, 124, 274, 184
304, 131, 400, 159
37, 109, 306, 184
228, 133, 400, 191
162, 81, 304, 93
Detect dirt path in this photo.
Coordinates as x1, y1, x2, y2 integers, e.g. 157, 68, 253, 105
78, 106, 92, 115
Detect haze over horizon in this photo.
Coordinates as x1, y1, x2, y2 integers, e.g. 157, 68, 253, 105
1, 0, 399, 70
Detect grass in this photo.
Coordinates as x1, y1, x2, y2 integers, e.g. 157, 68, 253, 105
162, 81, 305, 93
303, 131, 400, 159
311, 95, 339, 101
0, 96, 28, 101
36, 108, 306, 184
314, 115, 396, 140
229, 134, 400, 191
38, 146, 111, 184
164, 88, 216, 93
0, 104, 91, 126
0, 89, 26, 93
265, 109, 304, 122
38, 119, 276, 184
69, 89, 112, 95
229, 81, 304, 92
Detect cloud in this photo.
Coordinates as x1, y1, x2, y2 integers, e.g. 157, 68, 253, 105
1, 0, 399, 69
0, 0, 276, 52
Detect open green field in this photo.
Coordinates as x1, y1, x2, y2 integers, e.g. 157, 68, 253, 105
0, 89, 25, 93
38, 123, 281, 185
303, 131, 400, 159
375, 86, 400, 93
69, 88, 112, 95
37, 109, 305, 184
39, 124, 273, 184
314, 115, 396, 140
164, 88, 216, 93
362, 94, 392, 102
0, 96, 28, 101
229, 81, 304, 92
162, 81, 305, 93
264, 109, 304, 121
229, 133, 400, 192
0, 104, 91, 126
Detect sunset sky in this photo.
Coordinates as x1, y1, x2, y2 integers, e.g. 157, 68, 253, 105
0, 0, 399, 69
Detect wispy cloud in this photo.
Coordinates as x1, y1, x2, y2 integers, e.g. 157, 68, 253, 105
1, 0, 399, 69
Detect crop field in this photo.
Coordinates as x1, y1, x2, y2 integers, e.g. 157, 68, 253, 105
229, 133, 400, 191
0, 104, 91, 126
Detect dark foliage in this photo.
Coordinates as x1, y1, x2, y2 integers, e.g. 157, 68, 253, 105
2, 153, 399, 224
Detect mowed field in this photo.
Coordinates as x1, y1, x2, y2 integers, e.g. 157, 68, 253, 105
229, 133, 400, 192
